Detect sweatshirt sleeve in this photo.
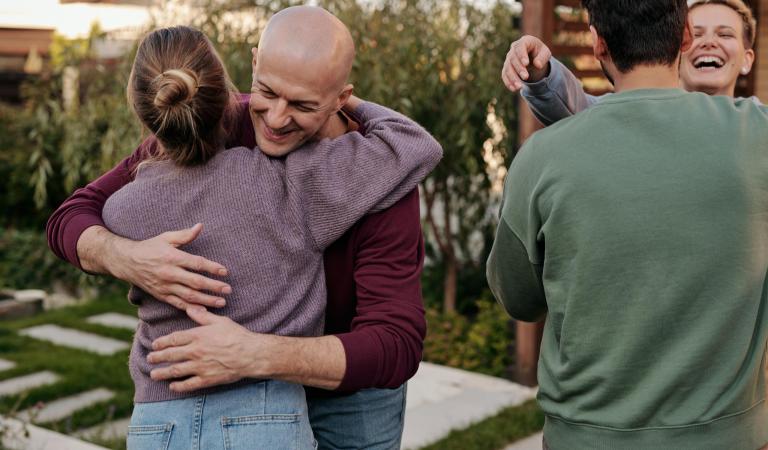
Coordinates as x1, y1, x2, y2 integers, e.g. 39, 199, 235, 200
521, 58, 603, 126
334, 189, 426, 391
46, 138, 158, 270
486, 136, 548, 322
286, 101, 443, 251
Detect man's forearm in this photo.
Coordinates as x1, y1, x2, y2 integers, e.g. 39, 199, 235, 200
248, 334, 346, 390
77, 225, 125, 275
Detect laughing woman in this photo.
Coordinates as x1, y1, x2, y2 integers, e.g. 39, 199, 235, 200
501, 0, 760, 125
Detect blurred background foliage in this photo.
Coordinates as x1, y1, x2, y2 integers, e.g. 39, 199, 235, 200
0, 0, 521, 374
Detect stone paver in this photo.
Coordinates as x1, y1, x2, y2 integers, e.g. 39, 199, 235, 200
504, 432, 544, 450
0, 358, 17, 372
13, 289, 47, 302
1, 416, 108, 450
76, 417, 131, 442
402, 362, 537, 449
86, 313, 139, 330
19, 324, 130, 355
20, 388, 115, 423
0, 371, 59, 397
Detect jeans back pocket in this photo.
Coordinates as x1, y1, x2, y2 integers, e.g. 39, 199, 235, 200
222, 414, 311, 450
127, 423, 174, 450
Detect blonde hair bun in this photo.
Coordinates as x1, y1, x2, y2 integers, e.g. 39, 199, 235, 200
153, 68, 199, 109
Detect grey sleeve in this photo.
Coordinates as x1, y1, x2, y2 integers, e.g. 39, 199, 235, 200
286, 102, 443, 250
520, 58, 603, 126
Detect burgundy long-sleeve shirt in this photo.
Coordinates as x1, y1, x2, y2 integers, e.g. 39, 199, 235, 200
46, 94, 427, 393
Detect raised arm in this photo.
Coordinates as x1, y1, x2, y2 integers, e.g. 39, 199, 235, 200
286, 98, 442, 250
502, 35, 602, 126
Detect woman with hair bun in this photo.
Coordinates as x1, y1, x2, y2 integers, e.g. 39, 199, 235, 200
104, 25, 441, 450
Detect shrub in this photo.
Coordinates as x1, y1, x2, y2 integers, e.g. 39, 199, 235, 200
423, 293, 514, 378
0, 228, 114, 295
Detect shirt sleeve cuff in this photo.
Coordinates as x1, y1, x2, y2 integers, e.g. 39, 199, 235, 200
522, 57, 566, 97
63, 216, 106, 272
334, 331, 382, 392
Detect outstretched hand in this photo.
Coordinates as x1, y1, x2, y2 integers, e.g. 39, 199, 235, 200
110, 223, 232, 311
502, 35, 552, 92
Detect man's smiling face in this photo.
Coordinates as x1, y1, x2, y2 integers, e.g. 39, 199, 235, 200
249, 48, 343, 157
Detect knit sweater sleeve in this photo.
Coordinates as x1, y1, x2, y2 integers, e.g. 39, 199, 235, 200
285, 101, 442, 250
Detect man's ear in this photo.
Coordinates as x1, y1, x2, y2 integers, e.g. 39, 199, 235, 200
251, 47, 258, 65
681, 18, 694, 53
590, 25, 609, 61
335, 83, 354, 111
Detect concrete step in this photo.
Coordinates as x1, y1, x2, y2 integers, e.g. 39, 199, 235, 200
20, 388, 115, 424
19, 324, 130, 355
86, 313, 139, 331
0, 371, 59, 397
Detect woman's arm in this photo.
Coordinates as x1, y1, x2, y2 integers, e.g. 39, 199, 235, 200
286, 98, 442, 250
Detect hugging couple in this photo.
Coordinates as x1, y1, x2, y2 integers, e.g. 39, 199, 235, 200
48, 5, 441, 450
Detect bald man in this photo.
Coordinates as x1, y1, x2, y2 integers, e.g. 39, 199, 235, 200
47, 6, 429, 450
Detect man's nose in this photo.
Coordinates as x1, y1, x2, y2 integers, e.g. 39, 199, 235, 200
264, 99, 291, 130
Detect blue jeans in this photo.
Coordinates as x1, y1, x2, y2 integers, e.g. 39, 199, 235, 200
128, 381, 316, 450
307, 384, 407, 450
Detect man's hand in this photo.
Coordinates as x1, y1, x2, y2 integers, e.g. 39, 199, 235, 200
148, 307, 347, 391
343, 94, 363, 112
80, 224, 231, 311
502, 35, 552, 92
147, 307, 260, 392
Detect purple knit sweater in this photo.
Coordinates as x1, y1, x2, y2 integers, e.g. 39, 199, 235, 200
102, 102, 442, 402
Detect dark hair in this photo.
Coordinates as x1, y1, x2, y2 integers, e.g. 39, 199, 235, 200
581, 0, 689, 73
128, 26, 236, 166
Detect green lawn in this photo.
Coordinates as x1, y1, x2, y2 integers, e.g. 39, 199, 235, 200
0, 294, 543, 450
421, 399, 544, 450
0, 292, 136, 442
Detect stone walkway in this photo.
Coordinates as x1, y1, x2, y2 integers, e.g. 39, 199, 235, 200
19, 324, 130, 355
20, 388, 115, 423
0, 371, 59, 397
503, 431, 544, 450
0, 358, 16, 372
402, 363, 537, 449
3, 311, 545, 449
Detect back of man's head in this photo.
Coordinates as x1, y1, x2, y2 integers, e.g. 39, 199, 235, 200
582, 0, 688, 73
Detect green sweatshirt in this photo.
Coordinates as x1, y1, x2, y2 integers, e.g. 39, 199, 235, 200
488, 89, 768, 450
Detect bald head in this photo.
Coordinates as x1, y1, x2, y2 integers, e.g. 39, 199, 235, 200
257, 6, 355, 91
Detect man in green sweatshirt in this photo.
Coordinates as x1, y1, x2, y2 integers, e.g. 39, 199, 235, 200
486, 1, 768, 449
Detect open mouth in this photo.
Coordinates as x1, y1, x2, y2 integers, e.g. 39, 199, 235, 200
693, 56, 725, 70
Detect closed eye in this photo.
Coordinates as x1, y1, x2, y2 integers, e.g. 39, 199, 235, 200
259, 89, 277, 99
292, 103, 316, 113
